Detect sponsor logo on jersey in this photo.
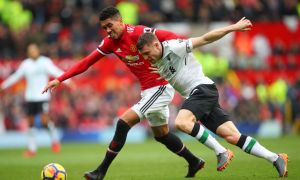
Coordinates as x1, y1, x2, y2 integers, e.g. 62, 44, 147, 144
166, 55, 171, 61
127, 61, 144, 66
127, 26, 134, 33
123, 55, 139, 61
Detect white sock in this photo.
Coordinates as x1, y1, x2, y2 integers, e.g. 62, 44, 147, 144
242, 136, 278, 162
195, 124, 227, 155
28, 127, 37, 152
48, 121, 59, 143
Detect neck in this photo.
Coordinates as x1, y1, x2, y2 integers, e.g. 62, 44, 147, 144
159, 42, 163, 59
118, 23, 126, 39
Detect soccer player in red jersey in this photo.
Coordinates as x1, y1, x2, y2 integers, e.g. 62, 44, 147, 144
43, 7, 232, 180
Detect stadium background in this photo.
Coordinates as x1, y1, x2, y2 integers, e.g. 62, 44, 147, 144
0, 0, 299, 179
0, 0, 299, 142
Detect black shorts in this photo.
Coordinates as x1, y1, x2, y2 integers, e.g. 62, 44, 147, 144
181, 84, 229, 133
25, 101, 49, 116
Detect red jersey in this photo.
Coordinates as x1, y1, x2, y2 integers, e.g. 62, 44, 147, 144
58, 24, 179, 90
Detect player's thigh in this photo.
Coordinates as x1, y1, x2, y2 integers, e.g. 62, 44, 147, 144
146, 106, 170, 127
132, 84, 174, 127
181, 84, 219, 122
25, 102, 37, 117
25, 102, 39, 126
200, 104, 230, 133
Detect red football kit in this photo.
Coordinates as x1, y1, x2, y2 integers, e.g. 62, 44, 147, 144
57, 24, 179, 90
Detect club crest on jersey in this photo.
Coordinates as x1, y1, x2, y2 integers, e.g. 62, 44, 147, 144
130, 44, 137, 52
124, 55, 139, 61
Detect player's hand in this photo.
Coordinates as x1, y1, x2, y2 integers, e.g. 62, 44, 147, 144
149, 66, 163, 80
235, 17, 252, 31
42, 79, 61, 94
149, 66, 159, 74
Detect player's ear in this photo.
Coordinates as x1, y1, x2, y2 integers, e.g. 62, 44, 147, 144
117, 16, 123, 23
154, 41, 159, 48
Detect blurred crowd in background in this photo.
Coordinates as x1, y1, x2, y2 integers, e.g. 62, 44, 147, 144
0, 0, 300, 134
0, 0, 299, 59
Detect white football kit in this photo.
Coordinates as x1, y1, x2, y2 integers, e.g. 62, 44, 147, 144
1, 56, 65, 102
153, 39, 231, 133
132, 84, 174, 127
153, 39, 214, 98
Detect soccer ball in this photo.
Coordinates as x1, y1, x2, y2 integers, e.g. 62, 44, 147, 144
41, 163, 67, 180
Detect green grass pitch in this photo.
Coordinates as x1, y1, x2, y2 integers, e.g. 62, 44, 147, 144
0, 135, 299, 180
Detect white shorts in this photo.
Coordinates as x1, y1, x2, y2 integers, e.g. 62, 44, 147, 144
131, 84, 175, 127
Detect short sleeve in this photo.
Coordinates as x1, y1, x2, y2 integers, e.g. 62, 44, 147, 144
169, 39, 193, 57
186, 39, 193, 53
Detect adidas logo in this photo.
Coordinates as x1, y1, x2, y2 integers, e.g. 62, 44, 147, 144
115, 48, 122, 53
127, 26, 134, 33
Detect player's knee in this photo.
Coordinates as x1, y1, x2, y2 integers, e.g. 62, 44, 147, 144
174, 118, 183, 130
109, 119, 131, 152
152, 126, 169, 137
174, 117, 189, 132
115, 119, 131, 135
224, 133, 240, 144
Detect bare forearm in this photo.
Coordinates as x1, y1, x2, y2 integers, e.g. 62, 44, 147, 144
191, 17, 252, 49
203, 25, 236, 43
191, 25, 236, 48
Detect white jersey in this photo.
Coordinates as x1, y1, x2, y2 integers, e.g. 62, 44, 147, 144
153, 39, 214, 98
1, 56, 65, 102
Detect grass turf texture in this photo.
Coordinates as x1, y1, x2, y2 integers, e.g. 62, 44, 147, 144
0, 135, 299, 180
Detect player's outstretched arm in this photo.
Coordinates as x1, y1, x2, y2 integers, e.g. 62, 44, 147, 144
42, 79, 61, 94
56, 50, 103, 83
191, 17, 252, 48
42, 50, 103, 94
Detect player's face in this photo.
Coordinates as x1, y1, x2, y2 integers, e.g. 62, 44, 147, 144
139, 41, 162, 63
27, 44, 40, 60
100, 17, 124, 39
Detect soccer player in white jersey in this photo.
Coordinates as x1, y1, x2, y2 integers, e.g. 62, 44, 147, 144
137, 17, 288, 177
0, 43, 66, 157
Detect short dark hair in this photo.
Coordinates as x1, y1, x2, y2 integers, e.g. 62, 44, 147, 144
137, 33, 158, 50
99, 6, 120, 21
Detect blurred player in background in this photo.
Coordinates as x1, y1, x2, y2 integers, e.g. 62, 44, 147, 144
43, 7, 233, 180
137, 17, 288, 177
0, 43, 66, 157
